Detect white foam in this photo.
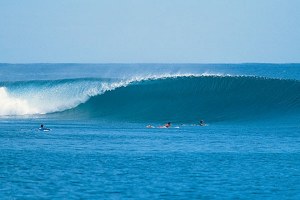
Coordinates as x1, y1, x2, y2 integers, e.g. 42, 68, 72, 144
123, 72, 229, 83
0, 87, 38, 115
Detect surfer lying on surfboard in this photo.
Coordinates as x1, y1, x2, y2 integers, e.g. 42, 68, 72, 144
39, 124, 51, 131
159, 122, 171, 128
147, 122, 172, 128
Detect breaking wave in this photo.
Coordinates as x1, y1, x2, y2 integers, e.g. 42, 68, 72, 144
1, 74, 300, 123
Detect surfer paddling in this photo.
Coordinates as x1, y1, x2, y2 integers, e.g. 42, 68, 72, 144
165, 122, 171, 128
39, 124, 51, 132
159, 122, 171, 128
147, 122, 171, 128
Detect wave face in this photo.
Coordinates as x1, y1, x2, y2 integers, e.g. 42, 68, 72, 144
2, 75, 300, 123
63, 76, 300, 123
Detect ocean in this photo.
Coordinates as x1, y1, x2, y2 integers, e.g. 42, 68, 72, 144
0, 63, 299, 199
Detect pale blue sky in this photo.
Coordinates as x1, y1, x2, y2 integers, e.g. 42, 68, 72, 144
0, 0, 299, 63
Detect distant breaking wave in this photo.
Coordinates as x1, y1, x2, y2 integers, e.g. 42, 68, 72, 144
1, 74, 300, 123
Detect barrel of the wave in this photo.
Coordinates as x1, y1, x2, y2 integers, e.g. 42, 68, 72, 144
64, 75, 300, 123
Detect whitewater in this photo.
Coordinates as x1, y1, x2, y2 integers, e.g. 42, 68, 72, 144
1, 63, 299, 199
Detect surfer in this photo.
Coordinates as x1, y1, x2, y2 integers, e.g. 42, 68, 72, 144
165, 122, 171, 128
158, 122, 171, 128
199, 120, 205, 126
39, 124, 50, 131
163, 122, 171, 128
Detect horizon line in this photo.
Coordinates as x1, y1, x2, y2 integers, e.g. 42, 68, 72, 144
1, 62, 300, 65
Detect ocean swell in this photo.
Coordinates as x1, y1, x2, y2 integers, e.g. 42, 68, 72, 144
1, 75, 300, 123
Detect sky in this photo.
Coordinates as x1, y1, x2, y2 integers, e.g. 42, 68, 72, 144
0, 0, 300, 63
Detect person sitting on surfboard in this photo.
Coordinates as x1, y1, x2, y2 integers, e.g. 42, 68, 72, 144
40, 124, 44, 128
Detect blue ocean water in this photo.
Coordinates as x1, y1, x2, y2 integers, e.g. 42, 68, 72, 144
0, 63, 299, 199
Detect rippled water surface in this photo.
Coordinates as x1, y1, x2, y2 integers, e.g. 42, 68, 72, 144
1, 120, 299, 199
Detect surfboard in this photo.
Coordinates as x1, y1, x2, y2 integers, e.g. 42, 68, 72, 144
158, 126, 180, 129
39, 128, 51, 132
